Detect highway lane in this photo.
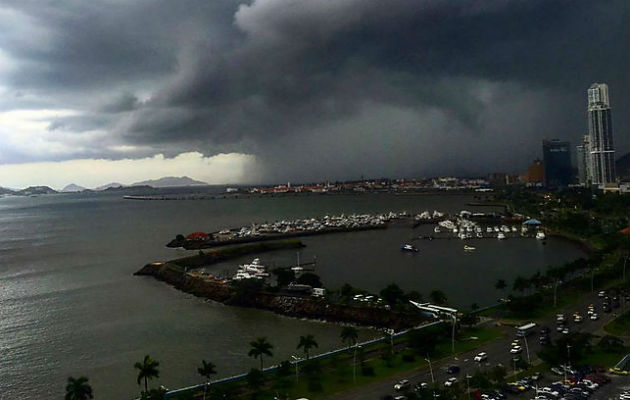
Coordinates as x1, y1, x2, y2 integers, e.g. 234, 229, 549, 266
325, 288, 629, 400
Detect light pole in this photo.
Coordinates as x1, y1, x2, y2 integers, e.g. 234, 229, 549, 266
451, 313, 457, 353
353, 344, 362, 383
291, 355, 300, 384
425, 355, 437, 400
523, 334, 531, 365
466, 374, 472, 399
425, 355, 435, 384
512, 357, 518, 376
567, 344, 571, 369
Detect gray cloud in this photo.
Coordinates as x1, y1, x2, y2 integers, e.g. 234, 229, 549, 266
0, 0, 627, 179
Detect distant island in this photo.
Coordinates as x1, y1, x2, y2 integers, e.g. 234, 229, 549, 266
131, 176, 208, 187
62, 183, 87, 192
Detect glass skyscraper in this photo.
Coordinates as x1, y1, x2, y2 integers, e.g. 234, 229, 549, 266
587, 83, 616, 185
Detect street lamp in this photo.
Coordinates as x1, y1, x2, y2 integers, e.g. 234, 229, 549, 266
466, 374, 472, 400
425, 355, 437, 400
352, 344, 362, 383
291, 355, 301, 384
522, 334, 531, 365
567, 344, 571, 369
451, 313, 457, 353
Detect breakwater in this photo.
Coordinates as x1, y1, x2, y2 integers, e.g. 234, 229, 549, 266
135, 241, 425, 329
169, 224, 388, 249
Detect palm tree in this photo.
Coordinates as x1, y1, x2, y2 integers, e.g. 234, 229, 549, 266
134, 354, 160, 395
248, 337, 274, 370
197, 360, 217, 400
340, 326, 358, 348
297, 334, 318, 360
65, 376, 93, 400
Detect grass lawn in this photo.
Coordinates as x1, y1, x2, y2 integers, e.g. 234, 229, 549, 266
604, 311, 630, 337
582, 345, 630, 368
173, 327, 504, 400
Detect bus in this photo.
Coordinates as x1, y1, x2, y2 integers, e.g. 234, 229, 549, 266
516, 322, 537, 337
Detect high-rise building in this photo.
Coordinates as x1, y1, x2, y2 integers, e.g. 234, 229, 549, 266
543, 139, 572, 187
587, 83, 616, 185
576, 135, 590, 186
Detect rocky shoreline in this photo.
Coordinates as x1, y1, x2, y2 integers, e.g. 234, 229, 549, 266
135, 250, 425, 329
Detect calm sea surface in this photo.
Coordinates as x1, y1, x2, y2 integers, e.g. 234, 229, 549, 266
0, 191, 585, 399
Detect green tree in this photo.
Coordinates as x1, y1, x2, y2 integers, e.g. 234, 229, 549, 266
429, 289, 448, 305
271, 268, 295, 287
512, 276, 530, 293
134, 355, 160, 395
197, 360, 217, 400
296, 272, 323, 288
246, 368, 265, 392
340, 326, 359, 348
65, 376, 94, 400
297, 334, 318, 360
460, 312, 478, 328
248, 337, 274, 370
380, 283, 405, 305
495, 279, 507, 291
340, 283, 354, 297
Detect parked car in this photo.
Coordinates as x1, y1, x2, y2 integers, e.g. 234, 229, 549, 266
444, 377, 457, 387
609, 367, 629, 375
551, 367, 564, 376
447, 365, 460, 374
394, 379, 410, 391
590, 313, 598, 320
474, 352, 488, 362
510, 345, 522, 354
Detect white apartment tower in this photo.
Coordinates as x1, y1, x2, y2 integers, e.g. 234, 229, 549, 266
587, 83, 616, 185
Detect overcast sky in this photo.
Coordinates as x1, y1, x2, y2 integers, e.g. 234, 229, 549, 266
0, 0, 627, 189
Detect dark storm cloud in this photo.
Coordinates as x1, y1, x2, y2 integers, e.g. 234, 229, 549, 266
0, 0, 627, 179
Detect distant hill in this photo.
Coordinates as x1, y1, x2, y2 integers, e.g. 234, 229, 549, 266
95, 182, 125, 190
16, 186, 58, 196
616, 152, 629, 180
0, 187, 15, 195
62, 183, 86, 192
103, 185, 153, 192
131, 176, 208, 188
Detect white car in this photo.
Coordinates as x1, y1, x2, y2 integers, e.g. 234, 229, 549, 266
394, 379, 410, 391
474, 352, 488, 362
590, 313, 598, 320
510, 346, 522, 354
598, 290, 606, 297
562, 327, 570, 334
444, 377, 457, 387
573, 314, 583, 323
556, 313, 565, 322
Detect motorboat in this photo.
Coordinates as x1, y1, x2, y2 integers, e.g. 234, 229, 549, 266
401, 244, 419, 252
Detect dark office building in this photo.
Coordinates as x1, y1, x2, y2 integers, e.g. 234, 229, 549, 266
542, 139, 572, 187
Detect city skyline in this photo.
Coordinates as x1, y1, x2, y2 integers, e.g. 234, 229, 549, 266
0, 1, 627, 188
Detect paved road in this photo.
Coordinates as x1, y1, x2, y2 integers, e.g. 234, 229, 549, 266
325, 289, 629, 400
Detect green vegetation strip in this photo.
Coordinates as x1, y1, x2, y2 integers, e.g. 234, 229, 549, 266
171, 326, 503, 400
604, 311, 630, 337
